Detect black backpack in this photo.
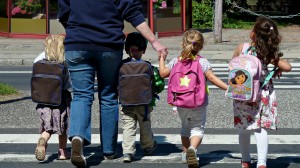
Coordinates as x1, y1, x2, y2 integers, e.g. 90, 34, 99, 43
31, 59, 68, 106
118, 59, 153, 106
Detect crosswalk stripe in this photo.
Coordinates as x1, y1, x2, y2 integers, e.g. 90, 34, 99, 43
0, 71, 32, 73
1, 134, 299, 144
0, 153, 299, 163
165, 85, 300, 89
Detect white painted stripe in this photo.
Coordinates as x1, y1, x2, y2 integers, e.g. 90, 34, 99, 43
0, 153, 299, 163
214, 70, 300, 74
0, 71, 32, 73
152, 63, 300, 68
165, 85, 300, 89
273, 85, 300, 89
0, 134, 299, 144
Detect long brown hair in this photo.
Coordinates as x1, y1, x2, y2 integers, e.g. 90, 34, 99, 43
252, 17, 283, 65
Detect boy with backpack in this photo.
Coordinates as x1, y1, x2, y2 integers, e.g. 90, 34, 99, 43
159, 29, 228, 168
119, 32, 165, 162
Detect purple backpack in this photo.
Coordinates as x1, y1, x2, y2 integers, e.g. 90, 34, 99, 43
167, 55, 206, 108
226, 43, 263, 102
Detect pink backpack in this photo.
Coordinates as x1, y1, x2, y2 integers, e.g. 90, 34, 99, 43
167, 55, 206, 108
226, 43, 262, 102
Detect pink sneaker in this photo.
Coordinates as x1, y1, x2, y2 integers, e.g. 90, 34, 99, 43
58, 148, 70, 160
241, 161, 251, 168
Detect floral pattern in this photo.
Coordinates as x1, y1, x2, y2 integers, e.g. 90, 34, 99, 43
36, 91, 71, 135
233, 47, 278, 130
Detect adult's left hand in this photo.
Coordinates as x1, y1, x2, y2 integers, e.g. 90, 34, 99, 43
152, 40, 168, 60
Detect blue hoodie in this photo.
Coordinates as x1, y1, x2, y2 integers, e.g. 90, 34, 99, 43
58, 0, 145, 51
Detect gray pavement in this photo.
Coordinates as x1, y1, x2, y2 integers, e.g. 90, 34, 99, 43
0, 27, 300, 66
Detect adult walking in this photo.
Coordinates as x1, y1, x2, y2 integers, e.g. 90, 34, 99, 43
57, 0, 168, 167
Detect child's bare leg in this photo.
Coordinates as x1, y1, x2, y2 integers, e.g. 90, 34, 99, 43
58, 131, 70, 160
41, 131, 51, 141
190, 136, 202, 149
59, 133, 68, 149
181, 136, 190, 152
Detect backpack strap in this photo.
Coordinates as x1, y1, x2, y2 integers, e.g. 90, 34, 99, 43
242, 44, 277, 88
241, 43, 250, 54
242, 43, 257, 56
261, 67, 278, 89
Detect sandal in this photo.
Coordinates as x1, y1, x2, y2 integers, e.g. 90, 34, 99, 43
35, 137, 47, 161
58, 148, 70, 160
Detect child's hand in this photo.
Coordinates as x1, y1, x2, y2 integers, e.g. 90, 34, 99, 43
158, 53, 166, 61
273, 69, 282, 79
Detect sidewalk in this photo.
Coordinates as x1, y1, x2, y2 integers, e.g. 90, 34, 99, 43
0, 28, 299, 66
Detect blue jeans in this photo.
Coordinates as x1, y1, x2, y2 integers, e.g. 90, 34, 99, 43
65, 50, 122, 156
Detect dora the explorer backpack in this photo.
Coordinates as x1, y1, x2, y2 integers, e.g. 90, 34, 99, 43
118, 59, 153, 106
167, 55, 206, 108
31, 59, 67, 106
226, 43, 275, 102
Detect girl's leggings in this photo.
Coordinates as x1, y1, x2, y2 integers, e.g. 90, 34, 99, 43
239, 128, 268, 167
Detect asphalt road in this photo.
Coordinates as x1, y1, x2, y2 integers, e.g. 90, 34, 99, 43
0, 65, 300, 168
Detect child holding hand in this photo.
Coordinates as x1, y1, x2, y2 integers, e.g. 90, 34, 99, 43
231, 17, 292, 168
159, 29, 228, 168
120, 32, 164, 162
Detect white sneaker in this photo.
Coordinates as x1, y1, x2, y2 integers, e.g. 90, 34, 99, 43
123, 153, 134, 163
186, 146, 199, 168
71, 136, 86, 168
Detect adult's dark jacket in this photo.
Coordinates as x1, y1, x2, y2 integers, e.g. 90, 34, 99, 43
57, 0, 145, 51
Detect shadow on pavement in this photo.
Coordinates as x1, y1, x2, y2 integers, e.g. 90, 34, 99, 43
0, 96, 31, 104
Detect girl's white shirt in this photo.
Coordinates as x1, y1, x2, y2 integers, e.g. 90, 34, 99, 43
34, 52, 46, 63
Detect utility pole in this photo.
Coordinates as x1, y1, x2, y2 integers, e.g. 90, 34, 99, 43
214, 0, 223, 43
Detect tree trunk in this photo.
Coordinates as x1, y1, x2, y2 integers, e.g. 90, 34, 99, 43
214, 0, 223, 43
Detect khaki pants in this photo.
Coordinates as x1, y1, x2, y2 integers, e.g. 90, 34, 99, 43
121, 105, 155, 154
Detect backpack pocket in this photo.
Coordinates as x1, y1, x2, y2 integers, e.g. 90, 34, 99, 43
167, 84, 203, 108
31, 74, 63, 106
119, 74, 152, 105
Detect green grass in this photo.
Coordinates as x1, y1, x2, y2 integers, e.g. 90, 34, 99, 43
223, 19, 255, 29
0, 83, 18, 95
222, 19, 298, 29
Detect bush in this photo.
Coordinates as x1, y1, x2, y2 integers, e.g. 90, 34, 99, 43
192, 0, 214, 29
191, 0, 255, 29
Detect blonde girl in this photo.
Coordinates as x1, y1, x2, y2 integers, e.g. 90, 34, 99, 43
34, 34, 71, 161
159, 29, 228, 168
